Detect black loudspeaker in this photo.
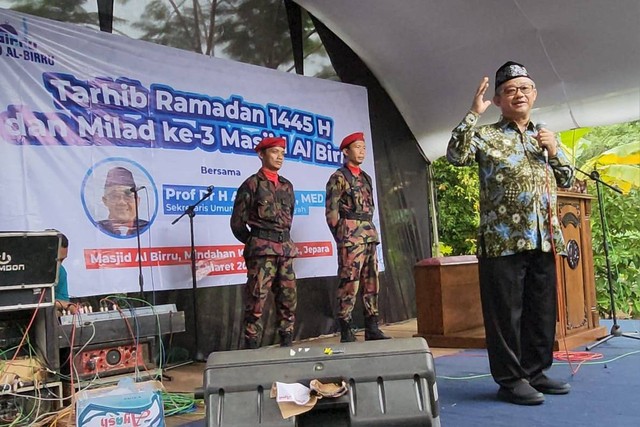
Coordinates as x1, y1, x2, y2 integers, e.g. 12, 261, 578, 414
204, 337, 440, 427
0, 231, 59, 288
0, 231, 59, 311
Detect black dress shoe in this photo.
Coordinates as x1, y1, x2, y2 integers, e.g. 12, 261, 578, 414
497, 380, 545, 405
530, 375, 571, 395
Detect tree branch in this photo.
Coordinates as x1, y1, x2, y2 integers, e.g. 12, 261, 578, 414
192, 0, 202, 53
205, 0, 218, 56
167, 0, 200, 53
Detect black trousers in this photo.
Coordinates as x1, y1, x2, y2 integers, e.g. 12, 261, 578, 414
478, 250, 558, 387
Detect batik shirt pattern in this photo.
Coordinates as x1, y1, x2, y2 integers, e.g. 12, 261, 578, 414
447, 113, 574, 258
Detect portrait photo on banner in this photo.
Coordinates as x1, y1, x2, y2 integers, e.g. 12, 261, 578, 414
80, 157, 158, 239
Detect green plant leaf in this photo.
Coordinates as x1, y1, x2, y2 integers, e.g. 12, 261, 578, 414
560, 127, 591, 151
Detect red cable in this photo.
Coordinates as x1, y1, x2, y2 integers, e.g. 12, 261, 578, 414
553, 350, 603, 375
101, 298, 150, 372
553, 351, 603, 362
7, 288, 47, 365
69, 314, 77, 396
544, 159, 556, 255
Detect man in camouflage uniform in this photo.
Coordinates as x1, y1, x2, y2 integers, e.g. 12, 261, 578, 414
447, 62, 574, 405
325, 131, 389, 342
231, 136, 298, 349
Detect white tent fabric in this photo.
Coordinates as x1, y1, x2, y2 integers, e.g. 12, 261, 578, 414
296, 0, 640, 161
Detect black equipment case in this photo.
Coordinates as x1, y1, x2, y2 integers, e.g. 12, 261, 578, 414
204, 337, 440, 427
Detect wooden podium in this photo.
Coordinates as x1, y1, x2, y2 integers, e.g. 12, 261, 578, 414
554, 191, 607, 349
415, 191, 606, 349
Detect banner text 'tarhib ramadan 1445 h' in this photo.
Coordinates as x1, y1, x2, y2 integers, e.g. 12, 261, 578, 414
0, 9, 382, 296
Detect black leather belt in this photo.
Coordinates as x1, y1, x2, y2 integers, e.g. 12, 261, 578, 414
250, 228, 290, 243
340, 212, 373, 221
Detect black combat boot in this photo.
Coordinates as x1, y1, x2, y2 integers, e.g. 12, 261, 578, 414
338, 318, 356, 342
243, 315, 260, 349
279, 331, 293, 347
364, 315, 391, 340
244, 336, 259, 349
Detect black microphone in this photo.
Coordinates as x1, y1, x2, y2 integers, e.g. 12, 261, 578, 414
129, 185, 146, 193
206, 185, 214, 193
535, 122, 548, 161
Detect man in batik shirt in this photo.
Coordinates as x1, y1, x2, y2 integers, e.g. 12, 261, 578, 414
325, 132, 389, 343
447, 61, 574, 405
231, 136, 298, 349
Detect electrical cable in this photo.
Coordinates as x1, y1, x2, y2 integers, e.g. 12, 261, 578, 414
436, 349, 639, 381
555, 349, 640, 365
554, 338, 603, 375
161, 391, 202, 417
15, 295, 176, 426
100, 297, 151, 373
0, 292, 48, 426
109, 295, 167, 375
111, 296, 143, 380
1, 289, 173, 425
4, 290, 46, 368
67, 313, 78, 426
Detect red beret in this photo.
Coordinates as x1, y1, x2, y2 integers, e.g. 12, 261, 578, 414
340, 132, 365, 150
255, 136, 286, 152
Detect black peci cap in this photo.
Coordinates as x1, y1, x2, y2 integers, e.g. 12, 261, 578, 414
495, 61, 531, 91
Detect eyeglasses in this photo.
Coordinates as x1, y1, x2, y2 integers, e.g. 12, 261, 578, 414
501, 84, 535, 96
104, 191, 135, 202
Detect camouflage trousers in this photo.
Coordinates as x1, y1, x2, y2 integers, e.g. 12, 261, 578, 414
243, 256, 297, 340
336, 242, 379, 320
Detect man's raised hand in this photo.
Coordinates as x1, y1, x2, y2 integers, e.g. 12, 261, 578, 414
471, 77, 492, 115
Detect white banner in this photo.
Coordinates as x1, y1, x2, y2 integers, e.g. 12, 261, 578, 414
0, 9, 383, 297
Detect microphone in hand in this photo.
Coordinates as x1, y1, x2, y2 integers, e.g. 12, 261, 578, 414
535, 122, 548, 161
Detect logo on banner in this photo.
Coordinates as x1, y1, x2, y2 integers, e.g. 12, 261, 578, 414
0, 22, 55, 65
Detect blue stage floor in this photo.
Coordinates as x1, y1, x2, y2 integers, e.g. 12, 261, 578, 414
436, 319, 640, 427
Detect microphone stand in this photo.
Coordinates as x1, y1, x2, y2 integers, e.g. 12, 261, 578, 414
171, 187, 213, 362
132, 187, 145, 303
575, 168, 640, 350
